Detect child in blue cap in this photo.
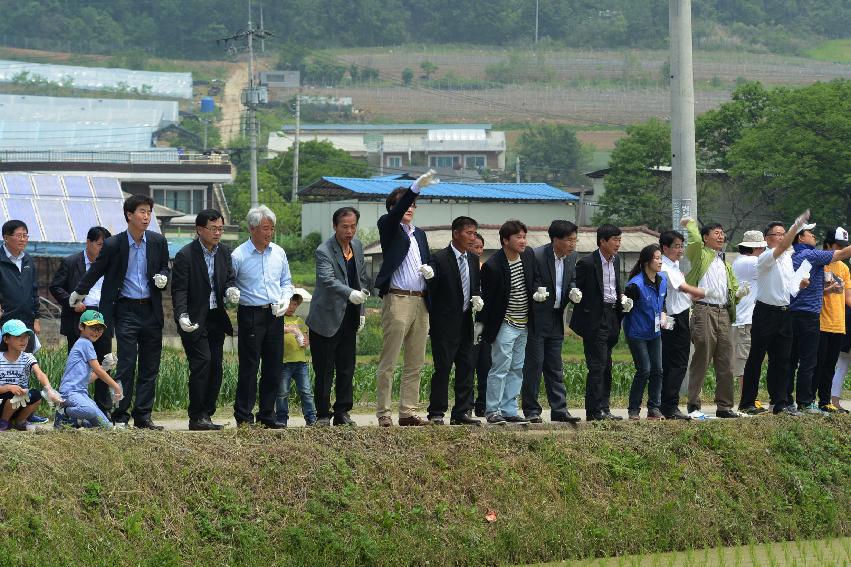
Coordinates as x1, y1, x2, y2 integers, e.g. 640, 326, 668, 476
54, 310, 123, 429
0, 320, 61, 431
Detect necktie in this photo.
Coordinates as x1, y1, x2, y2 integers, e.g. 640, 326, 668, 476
458, 253, 470, 311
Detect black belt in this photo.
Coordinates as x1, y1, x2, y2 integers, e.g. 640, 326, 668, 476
695, 301, 728, 309
239, 304, 272, 309
389, 288, 425, 297
756, 301, 790, 312
118, 297, 150, 305
604, 302, 617, 309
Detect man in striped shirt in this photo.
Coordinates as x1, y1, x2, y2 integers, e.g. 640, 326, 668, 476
479, 220, 547, 424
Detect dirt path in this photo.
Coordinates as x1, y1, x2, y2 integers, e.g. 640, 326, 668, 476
219, 64, 248, 144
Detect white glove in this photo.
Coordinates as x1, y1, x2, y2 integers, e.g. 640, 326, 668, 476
533, 286, 550, 302
153, 274, 168, 289
568, 288, 582, 303
473, 322, 484, 345
704, 288, 726, 304
271, 299, 289, 317
735, 282, 750, 299
418, 265, 434, 280
225, 287, 240, 305
179, 314, 199, 333
101, 353, 118, 372
621, 295, 634, 313
41, 388, 63, 407
111, 386, 124, 404
661, 315, 675, 331
471, 295, 484, 313
69, 291, 86, 308
792, 209, 811, 230
679, 216, 694, 228
357, 316, 366, 333
294, 330, 306, 347
9, 393, 28, 409
414, 169, 438, 189
349, 290, 367, 305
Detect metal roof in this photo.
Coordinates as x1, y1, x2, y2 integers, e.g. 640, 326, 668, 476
300, 177, 577, 202
281, 123, 492, 132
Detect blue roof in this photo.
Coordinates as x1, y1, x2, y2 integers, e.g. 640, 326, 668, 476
282, 123, 492, 132
369, 174, 409, 181
304, 177, 577, 202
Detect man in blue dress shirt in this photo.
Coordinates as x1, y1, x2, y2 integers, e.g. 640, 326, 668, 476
231, 205, 294, 428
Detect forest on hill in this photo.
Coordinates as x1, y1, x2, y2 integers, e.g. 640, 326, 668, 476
1, 0, 848, 59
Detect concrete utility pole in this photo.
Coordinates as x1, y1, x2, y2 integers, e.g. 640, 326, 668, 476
669, 0, 698, 227
515, 156, 521, 183
535, 0, 539, 44
291, 92, 300, 202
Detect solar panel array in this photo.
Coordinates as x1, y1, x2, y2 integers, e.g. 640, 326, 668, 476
0, 173, 160, 242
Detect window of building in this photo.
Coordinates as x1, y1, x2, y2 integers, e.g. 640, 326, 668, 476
152, 186, 206, 214
464, 155, 486, 170
429, 155, 458, 169
387, 156, 402, 168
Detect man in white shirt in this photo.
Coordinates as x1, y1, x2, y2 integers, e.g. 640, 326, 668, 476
739, 212, 810, 416
659, 230, 707, 419
731, 231, 766, 411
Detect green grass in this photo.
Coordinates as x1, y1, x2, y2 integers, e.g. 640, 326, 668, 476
0, 419, 848, 566
805, 39, 851, 63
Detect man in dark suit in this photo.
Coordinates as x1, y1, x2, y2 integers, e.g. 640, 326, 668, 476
521, 220, 582, 423
306, 207, 369, 427
480, 220, 546, 424
469, 232, 490, 417
71, 195, 170, 430
171, 209, 237, 431
426, 216, 483, 426
50, 226, 113, 412
569, 224, 631, 421
374, 171, 436, 427
0, 220, 41, 348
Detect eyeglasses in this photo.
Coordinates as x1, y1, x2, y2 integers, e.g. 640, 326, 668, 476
671, 244, 685, 249
7, 233, 28, 240
201, 226, 224, 234
765, 232, 784, 238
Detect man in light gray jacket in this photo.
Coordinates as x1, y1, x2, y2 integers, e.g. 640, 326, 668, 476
306, 207, 369, 426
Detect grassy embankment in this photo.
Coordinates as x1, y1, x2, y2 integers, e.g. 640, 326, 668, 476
0, 419, 847, 566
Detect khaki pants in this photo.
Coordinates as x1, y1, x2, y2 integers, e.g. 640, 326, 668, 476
731, 324, 752, 377
688, 303, 735, 411
376, 293, 430, 418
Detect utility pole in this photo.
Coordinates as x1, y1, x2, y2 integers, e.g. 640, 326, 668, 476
291, 91, 300, 202
259, 3, 266, 53
535, 0, 539, 44
515, 156, 520, 183
217, 1, 272, 209
669, 0, 698, 228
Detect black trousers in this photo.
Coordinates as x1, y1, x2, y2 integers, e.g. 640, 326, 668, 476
428, 314, 474, 420
472, 339, 491, 415
740, 302, 793, 410
66, 322, 113, 414
521, 310, 568, 417
583, 306, 620, 417
181, 308, 228, 420
310, 306, 359, 419
113, 300, 162, 423
660, 309, 690, 416
235, 305, 284, 424
815, 331, 843, 407
786, 311, 821, 407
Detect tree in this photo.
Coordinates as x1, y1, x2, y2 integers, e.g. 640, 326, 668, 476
515, 124, 590, 187
401, 68, 414, 86
419, 60, 438, 80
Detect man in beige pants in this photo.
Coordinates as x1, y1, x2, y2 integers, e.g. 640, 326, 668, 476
373, 172, 437, 426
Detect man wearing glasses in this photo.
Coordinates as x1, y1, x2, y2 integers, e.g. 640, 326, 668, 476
0, 220, 40, 351
171, 209, 238, 430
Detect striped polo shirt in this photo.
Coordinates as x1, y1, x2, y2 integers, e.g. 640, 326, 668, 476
504, 257, 528, 328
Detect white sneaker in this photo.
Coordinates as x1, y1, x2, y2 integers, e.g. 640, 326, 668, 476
112, 422, 129, 430
688, 410, 714, 420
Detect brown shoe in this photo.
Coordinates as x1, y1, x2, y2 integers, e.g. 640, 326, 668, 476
398, 414, 429, 426
378, 416, 393, 427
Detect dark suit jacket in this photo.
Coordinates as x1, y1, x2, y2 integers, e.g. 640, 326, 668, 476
170, 239, 235, 340
530, 244, 578, 336
75, 230, 170, 328
0, 247, 39, 326
479, 247, 538, 344
374, 187, 430, 297
50, 251, 88, 337
426, 245, 480, 342
568, 250, 624, 339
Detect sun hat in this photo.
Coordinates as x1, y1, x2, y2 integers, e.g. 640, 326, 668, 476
738, 230, 767, 248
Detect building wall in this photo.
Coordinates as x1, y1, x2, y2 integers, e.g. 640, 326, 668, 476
302, 199, 577, 239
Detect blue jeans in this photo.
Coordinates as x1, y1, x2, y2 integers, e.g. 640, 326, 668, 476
486, 322, 528, 417
275, 362, 316, 425
627, 336, 663, 412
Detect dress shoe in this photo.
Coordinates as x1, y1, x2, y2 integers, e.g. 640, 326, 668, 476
602, 412, 623, 421
189, 417, 224, 431
258, 420, 286, 429
398, 414, 429, 426
526, 415, 543, 424
586, 413, 604, 422
551, 412, 581, 423
333, 413, 356, 426
315, 417, 332, 427
486, 413, 506, 425
663, 409, 691, 420
473, 407, 485, 418
428, 416, 445, 425
133, 419, 164, 431
450, 414, 481, 426
504, 415, 529, 424
378, 416, 392, 427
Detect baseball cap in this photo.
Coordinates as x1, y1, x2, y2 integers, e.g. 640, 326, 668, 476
825, 227, 849, 247
1, 319, 33, 338
796, 222, 816, 235
79, 309, 106, 327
